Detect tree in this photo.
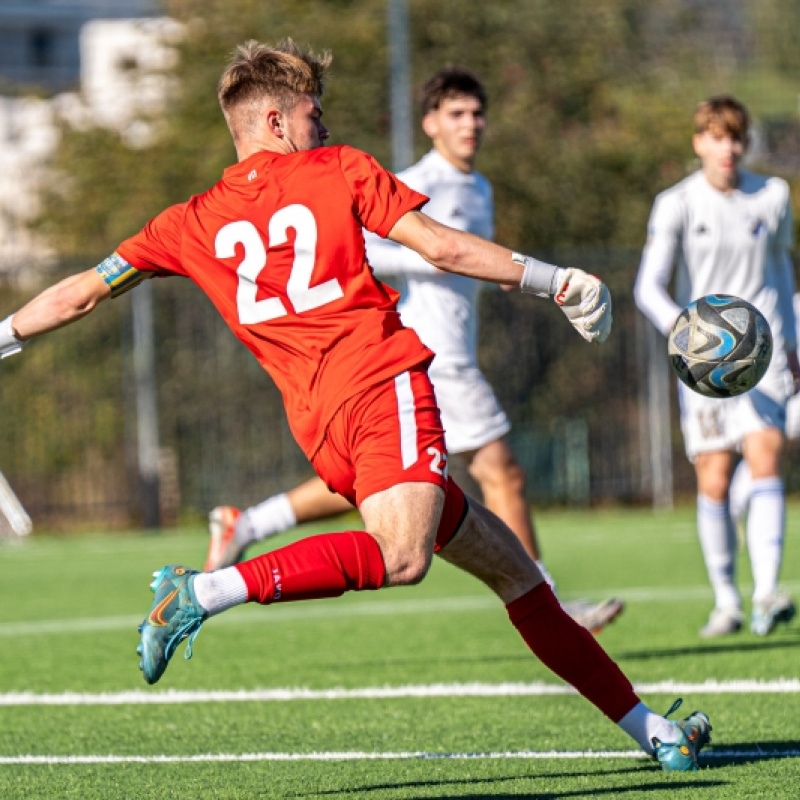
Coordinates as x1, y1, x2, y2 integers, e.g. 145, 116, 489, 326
16, 0, 800, 519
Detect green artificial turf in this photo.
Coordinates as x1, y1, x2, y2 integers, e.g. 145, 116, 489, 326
1, 503, 799, 798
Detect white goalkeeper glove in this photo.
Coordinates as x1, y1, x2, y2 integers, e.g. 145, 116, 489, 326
0, 314, 26, 359
553, 268, 612, 343
515, 253, 612, 343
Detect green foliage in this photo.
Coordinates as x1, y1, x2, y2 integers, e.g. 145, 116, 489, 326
748, 0, 800, 79
36, 0, 396, 259
0, 265, 132, 525
38, 0, 800, 258
14, 0, 800, 525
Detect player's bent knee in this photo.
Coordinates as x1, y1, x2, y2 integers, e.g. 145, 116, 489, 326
398, 559, 432, 586
472, 451, 525, 493
502, 460, 526, 493
695, 457, 732, 501
698, 475, 729, 503
382, 546, 433, 585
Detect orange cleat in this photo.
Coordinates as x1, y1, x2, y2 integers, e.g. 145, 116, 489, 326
205, 506, 243, 571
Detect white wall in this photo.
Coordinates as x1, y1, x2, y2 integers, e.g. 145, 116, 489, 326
0, 16, 181, 274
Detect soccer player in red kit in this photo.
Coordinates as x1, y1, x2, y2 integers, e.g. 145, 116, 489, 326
0, 39, 710, 771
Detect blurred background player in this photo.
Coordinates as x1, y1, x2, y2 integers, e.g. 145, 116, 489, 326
0, 38, 709, 772
205, 66, 623, 633
635, 95, 800, 638
729, 292, 800, 521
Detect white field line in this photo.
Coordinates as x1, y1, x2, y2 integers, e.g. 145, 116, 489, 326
0, 596, 500, 636
0, 587, 727, 637
3, 579, 800, 638
0, 748, 796, 765
1, 679, 799, 706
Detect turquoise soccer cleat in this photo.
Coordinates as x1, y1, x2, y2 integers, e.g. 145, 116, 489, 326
652, 698, 712, 772
137, 565, 207, 685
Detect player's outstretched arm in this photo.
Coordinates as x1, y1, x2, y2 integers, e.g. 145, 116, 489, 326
633, 199, 682, 336
387, 210, 519, 284
364, 230, 439, 278
387, 210, 612, 342
0, 268, 113, 358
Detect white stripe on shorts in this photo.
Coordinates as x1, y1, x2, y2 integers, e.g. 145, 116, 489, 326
394, 371, 417, 469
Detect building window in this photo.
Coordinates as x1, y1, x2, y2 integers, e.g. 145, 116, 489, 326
29, 28, 54, 68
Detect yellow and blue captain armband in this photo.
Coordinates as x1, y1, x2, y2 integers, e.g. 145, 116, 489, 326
96, 252, 146, 298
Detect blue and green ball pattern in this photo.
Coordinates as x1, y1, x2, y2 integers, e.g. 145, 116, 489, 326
667, 294, 772, 398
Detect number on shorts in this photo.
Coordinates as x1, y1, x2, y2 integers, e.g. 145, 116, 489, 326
427, 446, 448, 478
697, 407, 724, 439
215, 204, 343, 325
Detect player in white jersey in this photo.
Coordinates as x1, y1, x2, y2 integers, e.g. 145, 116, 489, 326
205, 67, 623, 633
635, 95, 800, 638
787, 294, 800, 439
729, 293, 800, 519
365, 149, 508, 452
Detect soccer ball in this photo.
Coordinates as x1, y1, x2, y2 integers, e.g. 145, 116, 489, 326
667, 294, 772, 398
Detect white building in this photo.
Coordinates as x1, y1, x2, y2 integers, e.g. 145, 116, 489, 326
0, 0, 158, 91
0, 4, 179, 275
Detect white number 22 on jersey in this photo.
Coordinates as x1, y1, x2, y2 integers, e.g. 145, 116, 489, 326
215, 204, 343, 325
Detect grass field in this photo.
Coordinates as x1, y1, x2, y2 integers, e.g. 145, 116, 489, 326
1, 503, 800, 798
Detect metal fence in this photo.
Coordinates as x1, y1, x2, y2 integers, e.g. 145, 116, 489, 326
1, 249, 797, 529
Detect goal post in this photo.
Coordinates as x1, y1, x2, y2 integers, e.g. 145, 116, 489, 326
0, 471, 32, 537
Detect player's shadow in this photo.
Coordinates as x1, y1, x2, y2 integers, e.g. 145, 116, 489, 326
440, 787, 727, 800
703, 740, 800, 768
287, 766, 728, 798
614, 634, 800, 662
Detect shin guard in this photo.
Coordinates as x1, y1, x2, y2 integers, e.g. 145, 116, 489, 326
236, 530, 386, 604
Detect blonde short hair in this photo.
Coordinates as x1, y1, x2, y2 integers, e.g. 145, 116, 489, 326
694, 95, 749, 142
218, 38, 331, 114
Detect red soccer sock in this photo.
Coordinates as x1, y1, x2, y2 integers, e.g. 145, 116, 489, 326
235, 529, 386, 604
507, 583, 639, 722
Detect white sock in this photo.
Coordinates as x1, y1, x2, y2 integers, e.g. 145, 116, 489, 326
535, 560, 557, 594
193, 567, 248, 617
728, 459, 752, 523
617, 702, 676, 755
238, 492, 297, 546
747, 476, 785, 602
697, 494, 740, 611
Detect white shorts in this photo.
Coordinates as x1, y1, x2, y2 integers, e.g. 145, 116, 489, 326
678, 380, 787, 460
428, 363, 510, 454
786, 394, 800, 440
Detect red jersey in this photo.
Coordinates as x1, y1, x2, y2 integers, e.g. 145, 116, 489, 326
116, 145, 433, 457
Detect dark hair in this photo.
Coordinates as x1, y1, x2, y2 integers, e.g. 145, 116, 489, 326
419, 66, 487, 116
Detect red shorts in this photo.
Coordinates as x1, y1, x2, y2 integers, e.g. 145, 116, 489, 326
312, 366, 466, 549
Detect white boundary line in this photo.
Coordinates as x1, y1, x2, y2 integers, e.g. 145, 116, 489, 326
1, 679, 798, 706
0, 597, 499, 636
0, 748, 796, 765
4, 580, 800, 637
3, 682, 798, 766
